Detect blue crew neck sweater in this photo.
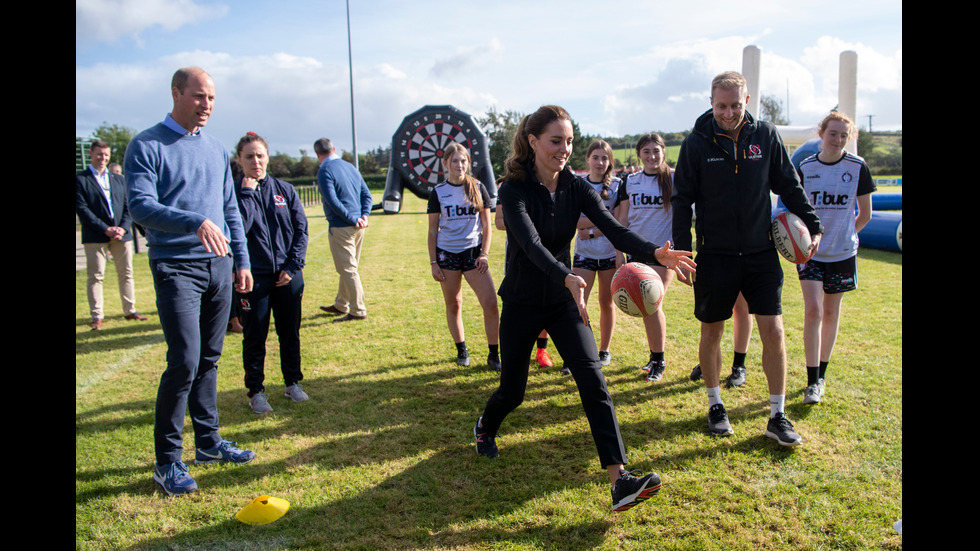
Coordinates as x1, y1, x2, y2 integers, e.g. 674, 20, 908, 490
124, 122, 250, 268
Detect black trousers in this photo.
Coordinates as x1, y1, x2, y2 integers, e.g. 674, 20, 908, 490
480, 298, 628, 468
239, 271, 305, 395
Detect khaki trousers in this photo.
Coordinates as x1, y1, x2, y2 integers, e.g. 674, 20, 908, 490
85, 240, 137, 319
327, 225, 367, 317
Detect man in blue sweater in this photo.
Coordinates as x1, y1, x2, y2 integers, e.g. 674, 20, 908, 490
314, 138, 373, 322
125, 66, 257, 496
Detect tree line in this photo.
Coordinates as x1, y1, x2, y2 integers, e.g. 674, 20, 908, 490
87, 108, 902, 181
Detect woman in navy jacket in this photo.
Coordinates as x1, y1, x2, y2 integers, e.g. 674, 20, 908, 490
234, 133, 309, 414
472, 106, 696, 512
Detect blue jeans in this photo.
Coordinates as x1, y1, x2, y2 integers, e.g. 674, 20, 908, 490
150, 255, 232, 465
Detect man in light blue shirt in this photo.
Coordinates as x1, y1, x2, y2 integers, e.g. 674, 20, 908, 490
125, 66, 257, 496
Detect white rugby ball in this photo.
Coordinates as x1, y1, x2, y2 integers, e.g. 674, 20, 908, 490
771, 211, 813, 264
611, 262, 664, 317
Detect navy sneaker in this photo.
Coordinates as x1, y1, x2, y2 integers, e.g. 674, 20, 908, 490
487, 355, 502, 372
708, 404, 734, 436
611, 470, 662, 511
473, 418, 499, 458
645, 361, 665, 382
195, 440, 257, 465
765, 412, 802, 446
153, 460, 198, 496
689, 364, 702, 381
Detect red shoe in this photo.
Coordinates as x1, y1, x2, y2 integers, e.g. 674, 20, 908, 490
536, 348, 553, 368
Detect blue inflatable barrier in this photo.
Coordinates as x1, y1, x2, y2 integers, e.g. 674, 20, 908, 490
871, 193, 902, 211
858, 211, 902, 252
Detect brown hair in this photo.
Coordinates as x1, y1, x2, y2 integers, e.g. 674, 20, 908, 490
503, 105, 572, 184
635, 133, 672, 211
818, 111, 856, 136
236, 132, 269, 157
443, 142, 483, 210
585, 139, 614, 199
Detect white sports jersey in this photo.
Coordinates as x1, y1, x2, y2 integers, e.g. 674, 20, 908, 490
573, 177, 620, 260
798, 152, 876, 262
427, 181, 491, 253
617, 171, 672, 247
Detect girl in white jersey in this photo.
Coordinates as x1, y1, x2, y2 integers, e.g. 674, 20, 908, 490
615, 133, 675, 382
796, 112, 875, 404
573, 139, 621, 368
427, 143, 501, 371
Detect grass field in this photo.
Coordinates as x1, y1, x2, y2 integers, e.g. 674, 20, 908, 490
76, 192, 902, 550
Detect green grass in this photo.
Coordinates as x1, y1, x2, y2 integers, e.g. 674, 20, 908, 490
77, 193, 902, 550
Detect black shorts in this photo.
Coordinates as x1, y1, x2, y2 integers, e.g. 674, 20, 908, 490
693, 249, 783, 323
573, 254, 617, 272
436, 245, 482, 272
797, 256, 858, 294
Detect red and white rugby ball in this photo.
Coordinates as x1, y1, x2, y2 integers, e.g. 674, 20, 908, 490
771, 211, 813, 264
611, 262, 664, 317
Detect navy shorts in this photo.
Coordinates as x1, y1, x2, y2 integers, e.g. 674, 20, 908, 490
573, 254, 617, 271
797, 256, 858, 294
436, 245, 482, 272
693, 249, 783, 323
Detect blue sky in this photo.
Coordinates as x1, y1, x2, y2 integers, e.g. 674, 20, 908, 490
76, 0, 902, 159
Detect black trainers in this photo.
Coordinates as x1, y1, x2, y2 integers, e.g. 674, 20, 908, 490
457, 348, 470, 367
726, 365, 747, 387
707, 404, 734, 436
765, 412, 802, 446
473, 418, 499, 458
487, 355, 501, 372
690, 364, 702, 381
645, 361, 665, 382
611, 470, 662, 511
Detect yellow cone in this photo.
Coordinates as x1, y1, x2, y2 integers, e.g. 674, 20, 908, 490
236, 495, 290, 525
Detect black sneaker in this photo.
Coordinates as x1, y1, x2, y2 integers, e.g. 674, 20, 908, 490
726, 365, 747, 387
765, 412, 802, 446
641, 359, 655, 373
690, 364, 702, 381
487, 356, 501, 372
457, 348, 470, 367
611, 470, 662, 511
473, 419, 499, 458
560, 366, 571, 375
708, 404, 734, 436
645, 362, 665, 382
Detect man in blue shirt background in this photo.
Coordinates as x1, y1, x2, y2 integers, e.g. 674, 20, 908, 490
314, 138, 373, 322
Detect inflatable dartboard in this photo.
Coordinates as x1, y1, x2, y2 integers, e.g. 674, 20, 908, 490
381, 105, 496, 214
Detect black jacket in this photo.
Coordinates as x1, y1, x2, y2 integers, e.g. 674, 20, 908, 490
498, 165, 658, 306
672, 109, 822, 255
75, 169, 133, 244
234, 176, 308, 277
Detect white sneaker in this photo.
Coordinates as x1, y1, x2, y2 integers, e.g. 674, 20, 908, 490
249, 392, 273, 414
598, 350, 611, 366
284, 383, 309, 402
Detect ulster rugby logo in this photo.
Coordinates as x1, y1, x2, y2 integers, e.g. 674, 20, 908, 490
747, 144, 762, 160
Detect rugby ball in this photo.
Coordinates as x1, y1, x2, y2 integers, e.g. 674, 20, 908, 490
611, 262, 664, 317
771, 211, 813, 264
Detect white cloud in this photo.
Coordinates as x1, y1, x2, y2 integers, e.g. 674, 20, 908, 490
75, 51, 498, 157
76, 0, 229, 45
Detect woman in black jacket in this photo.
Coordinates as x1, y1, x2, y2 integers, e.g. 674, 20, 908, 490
234, 132, 310, 414
472, 106, 695, 511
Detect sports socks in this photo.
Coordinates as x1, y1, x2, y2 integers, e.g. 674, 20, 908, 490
733, 351, 746, 368
488, 344, 499, 361
706, 386, 722, 407
456, 341, 468, 355
537, 337, 548, 350
769, 394, 785, 418
650, 351, 664, 365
